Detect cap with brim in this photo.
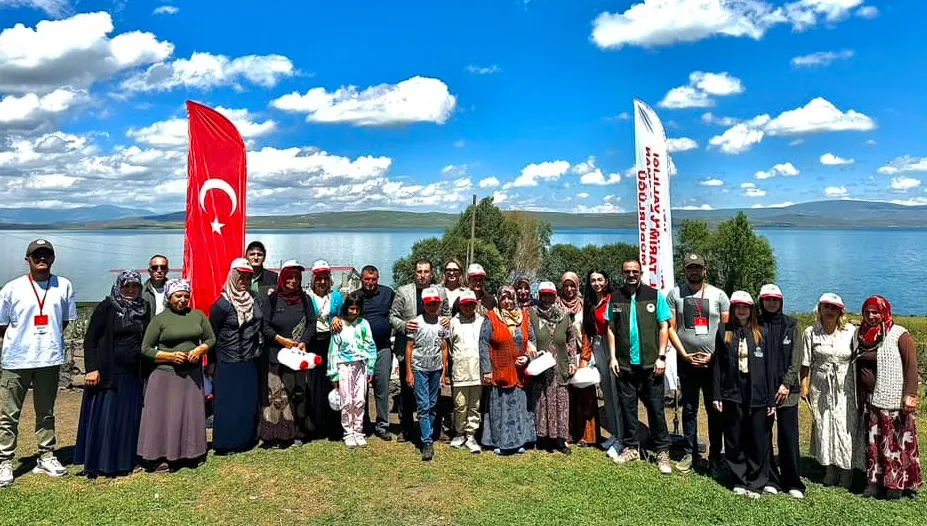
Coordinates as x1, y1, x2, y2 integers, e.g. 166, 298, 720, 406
538, 281, 557, 295
26, 239, 54, 257
684, 253, 705, 268
230, 257, 253, 273
281, 259, 304, 271
459, 290, 478, 304
730, 290, 754, 306
311, 260, 331, 274
467, 263, 486, 277
422, 287, 442, 304
818, 293, 844, 309
759, 284, 783, 299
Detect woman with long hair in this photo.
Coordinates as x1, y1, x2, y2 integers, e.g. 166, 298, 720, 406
853, 296, 921, 499
712, 291, 775, 499
439, 257, 469, 309
582, 270, 621, 456
800, 293, 861, 488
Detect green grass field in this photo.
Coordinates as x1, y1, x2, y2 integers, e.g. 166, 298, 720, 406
1, 315, 924, 525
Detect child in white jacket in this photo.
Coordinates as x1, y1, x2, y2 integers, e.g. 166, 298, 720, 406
328, 295, 376, 448
449, 290, 485, 453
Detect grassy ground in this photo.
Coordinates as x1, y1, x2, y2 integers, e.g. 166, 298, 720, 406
2, 315, 925, 525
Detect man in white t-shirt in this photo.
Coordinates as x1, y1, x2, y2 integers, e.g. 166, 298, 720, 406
0, 239, 77, 486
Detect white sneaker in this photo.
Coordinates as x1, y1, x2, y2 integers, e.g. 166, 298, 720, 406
745, 490, 761, 499
355, 435, 367, 448
0, 460, 13, 487
450, 436, 467, 448
605, 444, 620, 461
465, 436, 481, 454
787, 489, 805, 499
33, 454, 67, 477
763, 486, 779, 495
733, 487, 748, 496
344, 435, 357, 448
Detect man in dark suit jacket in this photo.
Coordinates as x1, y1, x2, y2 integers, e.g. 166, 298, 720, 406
246, 241, 278, 295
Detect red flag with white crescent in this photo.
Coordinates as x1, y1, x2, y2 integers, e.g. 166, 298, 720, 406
183, 100, 247, 313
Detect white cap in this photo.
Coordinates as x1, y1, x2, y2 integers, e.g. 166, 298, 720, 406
467, 263, 486, 277
281, 259, 304, 271
311, 259, 331, 274
759, 284, 783, 299
459, 290, 478, 304
422, 287, 442, 304
818, 293, 844, 309
730, 290, 755, 306
230, 257, 253, 273
538, 281, 557, 295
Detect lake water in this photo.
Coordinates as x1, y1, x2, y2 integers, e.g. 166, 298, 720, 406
0, 228, 922, 315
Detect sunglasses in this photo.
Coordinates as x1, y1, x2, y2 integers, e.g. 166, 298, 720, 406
623, 270, 641, 275
30, 252, 53, 261
150, 265, 168, 271
444, 268, 460, 273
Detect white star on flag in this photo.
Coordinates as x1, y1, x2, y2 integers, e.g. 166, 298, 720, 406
210, 217, 225, 234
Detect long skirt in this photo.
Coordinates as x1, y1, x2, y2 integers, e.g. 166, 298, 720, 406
865, 404, 922, 491
569, 386, 600, 445
212, 359, 259, 452
307, 333, 340, 439
259, 363, 308, 442
482, 385, 536, 450
532, 369, 570, 440
73, 373, 143, 476
137, 367, 207, 462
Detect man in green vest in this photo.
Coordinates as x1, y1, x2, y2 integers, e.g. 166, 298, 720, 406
606, 258, 674, 475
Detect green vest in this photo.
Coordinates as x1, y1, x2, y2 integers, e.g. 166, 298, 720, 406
529, 309, 573, 384
609, 285, 660, 370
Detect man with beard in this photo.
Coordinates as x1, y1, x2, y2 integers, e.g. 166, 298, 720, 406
666, 253, 730, 476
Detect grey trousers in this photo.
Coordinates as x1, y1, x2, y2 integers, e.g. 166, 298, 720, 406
0, 366, 60, 460
364, 347, 393, 433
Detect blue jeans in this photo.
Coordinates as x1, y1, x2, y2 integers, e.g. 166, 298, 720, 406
413, 370, 441, 446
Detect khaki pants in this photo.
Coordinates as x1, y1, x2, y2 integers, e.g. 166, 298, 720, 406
453, 385, 482, 437
0, 366, 60, 460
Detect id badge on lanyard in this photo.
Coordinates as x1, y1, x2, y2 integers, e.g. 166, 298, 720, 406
693, 285, 708, 335
29, 276, 51, 337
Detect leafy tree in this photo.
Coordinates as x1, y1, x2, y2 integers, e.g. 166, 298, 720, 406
676, 212, 776, 299
539, 243, 639, 285
508, 211, 552, 279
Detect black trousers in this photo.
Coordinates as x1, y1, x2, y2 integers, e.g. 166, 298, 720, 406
616, 366, 671, 452
723, 397, 773, 492
679, 360, 724, 459
769, 403, 805, 491
397, 355, 418, 440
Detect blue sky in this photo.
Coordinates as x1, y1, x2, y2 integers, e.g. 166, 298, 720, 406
0, 0, 924, 215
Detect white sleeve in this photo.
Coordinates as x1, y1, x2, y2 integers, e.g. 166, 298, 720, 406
66, 281, 78, 321
0, 285, 10, 326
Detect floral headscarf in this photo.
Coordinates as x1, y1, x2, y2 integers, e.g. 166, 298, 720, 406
163, 278, 191, 308
110, 270, 147, 323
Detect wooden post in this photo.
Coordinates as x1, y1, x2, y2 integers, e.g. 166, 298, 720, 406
467, 194, 476, 270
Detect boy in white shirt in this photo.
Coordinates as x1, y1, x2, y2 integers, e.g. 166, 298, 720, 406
0, 239, 77, 486
449, 290, 484, 454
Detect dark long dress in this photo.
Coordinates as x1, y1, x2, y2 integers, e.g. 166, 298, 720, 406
73, 298, 147, 477
307, 332, 340, 439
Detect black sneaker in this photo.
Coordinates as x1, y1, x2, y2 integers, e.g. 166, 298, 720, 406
422, 443, 435, 462
375, 429, 395, 441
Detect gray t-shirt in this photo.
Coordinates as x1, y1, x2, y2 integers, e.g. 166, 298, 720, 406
408, 315, 448, 372
666, 283, 730, 356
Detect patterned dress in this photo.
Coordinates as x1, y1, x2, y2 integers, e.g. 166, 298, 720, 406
530, 308, 578, 441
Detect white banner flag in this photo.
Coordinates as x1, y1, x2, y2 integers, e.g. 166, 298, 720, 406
633, 98, 678, 390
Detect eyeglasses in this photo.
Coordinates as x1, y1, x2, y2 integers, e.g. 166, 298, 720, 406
444, 268, 460, 273
150, 265, 168, 271
623, 270, 641, 275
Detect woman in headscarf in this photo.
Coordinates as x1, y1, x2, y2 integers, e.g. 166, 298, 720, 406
480, 285, 537, 455
259, 260, 316, 447
74, 270, 149, 478
853, 296, 922, 499
582, 270, 621, 457
306, 260, 344, 440
560, 272, 599, 447
513, 274, 534, 309
800, 293, 861, 488
209, 259, 265, 454
528, 282, 578, 454
137, 278, 216, 472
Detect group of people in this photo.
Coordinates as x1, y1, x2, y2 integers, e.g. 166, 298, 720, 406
0, 239, 920, 502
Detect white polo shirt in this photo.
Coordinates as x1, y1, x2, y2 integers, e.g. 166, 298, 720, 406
0, 274, 78, 369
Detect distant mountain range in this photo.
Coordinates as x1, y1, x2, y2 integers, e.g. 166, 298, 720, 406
1, 200, 925, 230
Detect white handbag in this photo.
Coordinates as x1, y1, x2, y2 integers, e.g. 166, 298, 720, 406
526, 351, 557, 376
569, 366, 601, 388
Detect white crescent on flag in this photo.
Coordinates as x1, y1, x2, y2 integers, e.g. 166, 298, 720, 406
198, 178, 238, 234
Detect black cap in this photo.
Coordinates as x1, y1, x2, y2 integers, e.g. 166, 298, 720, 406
684, 253, 705, 268
26, 239, 54, 257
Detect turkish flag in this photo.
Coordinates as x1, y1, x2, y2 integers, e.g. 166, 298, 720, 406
183, 101, 247, 313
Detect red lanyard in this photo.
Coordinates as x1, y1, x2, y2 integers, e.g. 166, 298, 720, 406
28, 275, 51, 316
694, 284, 706, 318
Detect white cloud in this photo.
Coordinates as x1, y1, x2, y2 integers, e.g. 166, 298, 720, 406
511, 160, 570, 187
441, 164, 468, 177
270, 76, 456, 127
574, 200, 626, 213
0, 12, 173, 94
741, 182, 767, 197
755, 162, 799, 180
791, 49, 854, 68
152, 5, 178, 15
751, 201, 794, 208
576, 192, 590, 199
465, 64, 500, 75
709, 98, 875, 154
0, 88, 86, 131
699, 178, 724, 187
477, 177, 499, 189
824, 186, 848, 197
492, 191, 508, 204
667, 137, 698, 153
889, 197, 927, 206
615, 112, 630, 121
877, 156, 927, 175
125, 107, 276, 148
865, 139, 876, 146
701, 112, 740, 126
0, 0, 69, 17
659, 71, 744, 109
571, 156, 622, 186
122, 52, 294, 93
788, 138, 804, 146
678, 204, 713, 210
454, 140, 466, 148
890, 177, 921, 191
856, 5, 878, 18
590, 0, 873, 50
820, 153, 854, 165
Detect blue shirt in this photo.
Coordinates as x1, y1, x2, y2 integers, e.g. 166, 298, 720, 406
605, 289, 673, 365
354, 285, 395, 349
